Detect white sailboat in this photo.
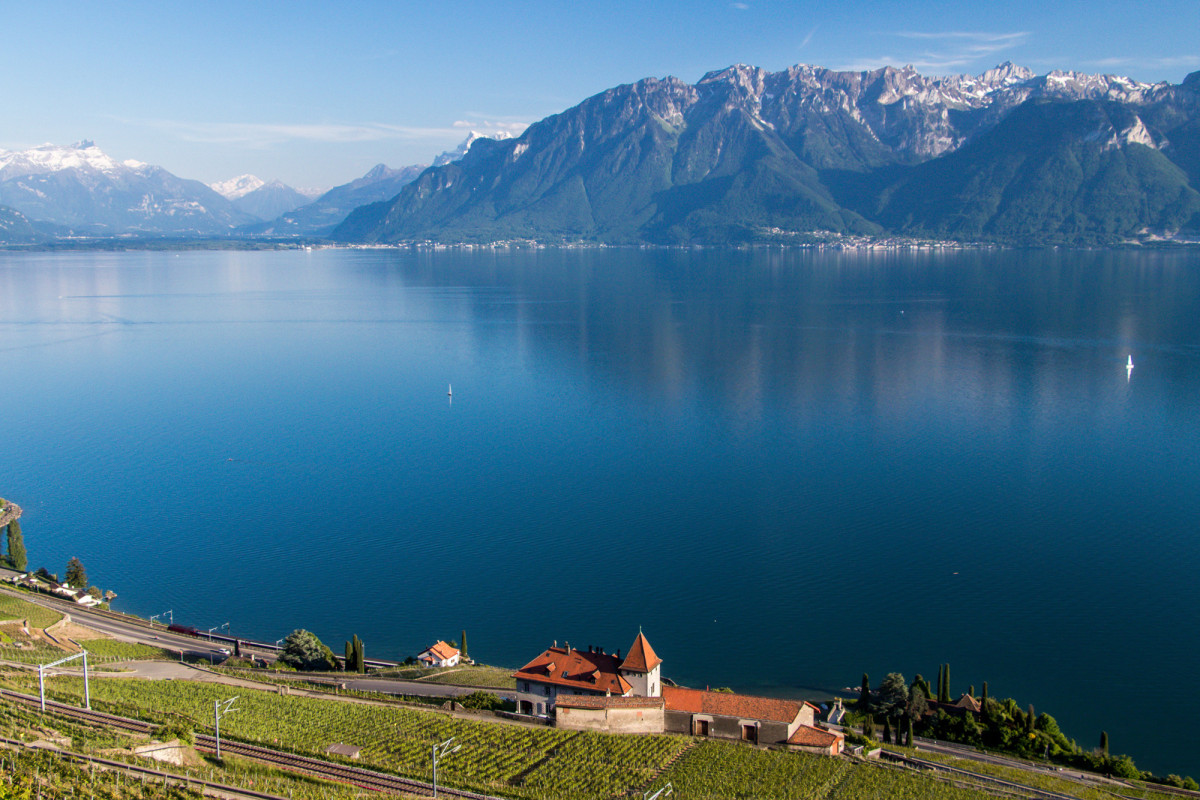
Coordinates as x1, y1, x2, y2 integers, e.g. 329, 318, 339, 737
448, 383, 452, 397
1127, 355, 1134, 381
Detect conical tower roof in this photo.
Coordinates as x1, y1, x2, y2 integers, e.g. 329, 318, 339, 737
620, 630, 662, 672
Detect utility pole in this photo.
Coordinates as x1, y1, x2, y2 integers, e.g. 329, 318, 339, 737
213, 696, 239, 760
645, 783, 673, 800
431, 736, 461, 799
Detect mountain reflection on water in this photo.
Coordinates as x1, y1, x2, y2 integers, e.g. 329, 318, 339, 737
1, 246, 1198, 777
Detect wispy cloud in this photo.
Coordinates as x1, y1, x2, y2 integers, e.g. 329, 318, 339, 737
730, 2, 749, 9
123, 119, 468, 148
800, 26, 818, 49
1086, 55, 1200, 71
452, 118, 529, 136
838, 30, 1030, 74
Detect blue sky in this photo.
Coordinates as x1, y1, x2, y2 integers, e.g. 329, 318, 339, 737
4, 0, 1198, 189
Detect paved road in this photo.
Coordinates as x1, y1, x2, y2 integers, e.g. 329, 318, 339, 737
4, 587, 514, 702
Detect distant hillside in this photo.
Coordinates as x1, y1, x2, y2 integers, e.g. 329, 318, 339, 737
0, 204, 36, 243
0, 142, 255, 235
334, 63, 1200, 246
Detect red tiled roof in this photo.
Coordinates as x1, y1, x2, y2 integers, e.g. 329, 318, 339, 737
556, 694, 665, 710
513, 647, 633, 696
620, 632, 662, 672
423, 641, 459, 661
662, 686, 804, 724
787, 725, 842, 746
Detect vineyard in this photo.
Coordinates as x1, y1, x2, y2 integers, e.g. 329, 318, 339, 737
10, 674, 1151, 800
913, 749, 1192, 800
659, 740, 1001, 800
33, 676, 693, 799
0, 590, 63, 628
0, 748, 204, 800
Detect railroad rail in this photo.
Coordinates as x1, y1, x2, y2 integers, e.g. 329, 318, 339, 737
0, 734, 291, 800
0, 687, 153, 734
1, 686, 500, 798
882, 749, 1086, 800
194, 734, 504, 799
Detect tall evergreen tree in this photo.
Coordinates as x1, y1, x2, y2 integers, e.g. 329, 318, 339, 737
904, 715, 913, 746
6, 520, 27, 571
353, 634, 365, 674
1027, 704, 1036, 733
968, 684, 974, 698
882, 717, 892, 744
461, 629, 468, 660
1100, 731, 1109, 756
942, 663, 951, 703
345, 641, 353, 671
65, 557, 86, 589
935, 665, 942, 704
980, 681, 990, 723
859, 673, 871, 710
863, 714, 875, 739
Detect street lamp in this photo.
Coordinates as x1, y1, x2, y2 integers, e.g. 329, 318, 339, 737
431, 736, 461, 799
644, 783, 673, 800
213, 696, 239, 760
150, 610, 173, 627
206, 622, 230, 640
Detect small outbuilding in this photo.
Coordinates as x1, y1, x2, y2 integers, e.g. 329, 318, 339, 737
324, 743, 361, 760
787, 724, 845, 755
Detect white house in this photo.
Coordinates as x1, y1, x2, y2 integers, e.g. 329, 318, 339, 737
418, 641, 461, 667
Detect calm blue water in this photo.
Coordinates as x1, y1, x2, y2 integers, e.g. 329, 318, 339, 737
2, 247, 1198, 775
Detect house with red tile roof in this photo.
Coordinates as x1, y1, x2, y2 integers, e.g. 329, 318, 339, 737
662, 685, 823, 745
787, 723, 845, 755
512, 631, 662, 718
418, 641, 460, 668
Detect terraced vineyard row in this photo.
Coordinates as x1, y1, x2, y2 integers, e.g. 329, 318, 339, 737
659, 740, 1002, 800
37, 676, 685, 800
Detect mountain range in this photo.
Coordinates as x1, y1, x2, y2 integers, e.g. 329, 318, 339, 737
0, 132, 508, 241
335, 63, 1200, 246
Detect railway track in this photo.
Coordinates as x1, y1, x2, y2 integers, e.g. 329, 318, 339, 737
0, 687, 154, 733
1, 687, 501, 798
194, 735, 503, 798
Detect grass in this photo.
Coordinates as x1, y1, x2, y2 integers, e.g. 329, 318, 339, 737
419, 664, 517, 689
0, 589, 64, 628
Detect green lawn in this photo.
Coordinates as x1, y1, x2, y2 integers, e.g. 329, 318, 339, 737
0, 590, 64, 628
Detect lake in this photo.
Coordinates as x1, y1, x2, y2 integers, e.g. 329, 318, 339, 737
2, 246, 1198, 776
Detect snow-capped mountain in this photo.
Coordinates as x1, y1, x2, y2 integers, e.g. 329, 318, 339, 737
209, 175, 311, 220
209, 174, 265, 200
243, 162, 427, 236
335, 61, 1200, 246
0, 141, 254, 235
432, 131, 515, 167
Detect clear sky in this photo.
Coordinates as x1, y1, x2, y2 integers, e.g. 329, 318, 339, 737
4, 0, 1197, 190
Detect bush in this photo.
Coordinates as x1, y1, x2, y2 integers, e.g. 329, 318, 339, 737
459, 691, 503, 711
276, 629, 338, 671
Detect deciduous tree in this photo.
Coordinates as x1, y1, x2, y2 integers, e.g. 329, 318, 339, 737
277, 629, 338, 672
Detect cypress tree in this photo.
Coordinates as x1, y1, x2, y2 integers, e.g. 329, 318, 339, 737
863, 714, 875, 739
859, 673, 871, 710
461, 629, 468, 661
882, 717, 892, 744
1027, 704, 1036, 733
354, 634, 365, 674
943, 663, 951, 703
980, 682, 990, 722
345, 641, 353, 671
904, 716, 913, 746
1100, 731, 1109, 756
6, 521, 27, 572
968, 684, 974, 698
